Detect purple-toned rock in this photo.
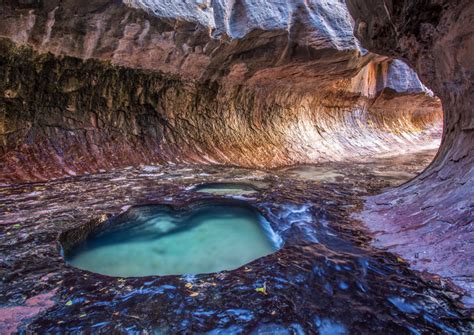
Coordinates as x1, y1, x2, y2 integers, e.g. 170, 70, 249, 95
347, 0, 474, 306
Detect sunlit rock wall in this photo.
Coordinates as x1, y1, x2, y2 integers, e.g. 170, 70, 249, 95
0, 0, 441, 183
346, 0, 474, 305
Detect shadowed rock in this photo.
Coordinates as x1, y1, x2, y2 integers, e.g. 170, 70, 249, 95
346, 0, 474, 306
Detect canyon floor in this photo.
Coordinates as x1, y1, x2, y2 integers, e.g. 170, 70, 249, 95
1, 146, 472, 334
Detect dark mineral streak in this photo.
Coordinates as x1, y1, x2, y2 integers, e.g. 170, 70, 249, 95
0, 0, 442, 183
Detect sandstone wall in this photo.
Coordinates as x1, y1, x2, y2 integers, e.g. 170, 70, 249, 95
346, 0, 474, 305
0, 37, 441, 182
0, 1, 442, 183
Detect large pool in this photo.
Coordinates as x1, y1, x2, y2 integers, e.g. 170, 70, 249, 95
65, 203, 280, 277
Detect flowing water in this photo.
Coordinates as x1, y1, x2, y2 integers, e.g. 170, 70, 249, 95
65, 204, 279, 277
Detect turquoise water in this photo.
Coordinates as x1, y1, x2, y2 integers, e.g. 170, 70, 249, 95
66, 204, 279, 277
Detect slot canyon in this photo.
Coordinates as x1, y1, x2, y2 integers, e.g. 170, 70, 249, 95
0, 0, 472, 333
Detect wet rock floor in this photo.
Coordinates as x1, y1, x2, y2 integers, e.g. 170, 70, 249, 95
1, 149, 473, 334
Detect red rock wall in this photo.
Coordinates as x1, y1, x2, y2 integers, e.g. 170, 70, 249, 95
0, 39, 441, 183
0, 0, 443, 184
346, 0, 474, 305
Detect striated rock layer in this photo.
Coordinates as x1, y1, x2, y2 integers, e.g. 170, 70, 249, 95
347, 0, 474, 305
0, 0, 441, 183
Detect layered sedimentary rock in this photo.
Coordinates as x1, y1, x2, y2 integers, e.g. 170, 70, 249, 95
0, 0, 441, 183
1, 0, 364, 82
346, 0, 474, 305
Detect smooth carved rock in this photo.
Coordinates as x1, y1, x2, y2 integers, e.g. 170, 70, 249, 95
0, 38, 441, 182
0, 0, 428, 90
0, 1, 441, 182
0, 0, 469, 332
1, 0, 363, 84
346, 0, 474, 306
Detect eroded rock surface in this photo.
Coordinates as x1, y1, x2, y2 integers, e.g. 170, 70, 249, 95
0, 1, 441, 182
1, 151, 472, 333
1, 0, 362, 82
347, 0, 474, 306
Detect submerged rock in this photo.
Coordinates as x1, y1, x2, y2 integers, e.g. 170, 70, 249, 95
62, 201, 279, 276
0, 154, 472, 333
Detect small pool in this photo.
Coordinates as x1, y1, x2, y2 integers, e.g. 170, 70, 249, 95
63, 202, 280, 277
193, 183, 259, 196
283, 165, 345, 182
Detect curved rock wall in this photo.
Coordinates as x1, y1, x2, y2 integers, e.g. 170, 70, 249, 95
0, 37, 441, 182
346, 0, 474, 305
0, 1, 442, 183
